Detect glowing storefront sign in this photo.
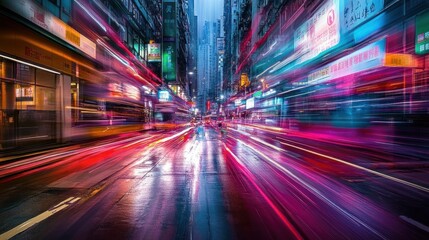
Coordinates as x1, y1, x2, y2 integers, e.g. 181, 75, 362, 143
147, 43, 161, 62
159, 90, 171, 102
253, 90, 262, 98
162, 0, 177, 82
246, 97, 255, 109
340, 0, 384, 32
262, 89, 277, 97
308, 38, 386, 83
384, 53, 418, 68
240, 73, 250, 87
1, 0, 96, 58
415, 11, 429, 55
234, 99, 244, 106
294, 0, 340, 63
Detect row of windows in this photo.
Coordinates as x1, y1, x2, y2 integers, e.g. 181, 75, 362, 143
117, 0, 156, 61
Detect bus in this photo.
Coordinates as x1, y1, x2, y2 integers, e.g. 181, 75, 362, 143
154, 102, 192, 130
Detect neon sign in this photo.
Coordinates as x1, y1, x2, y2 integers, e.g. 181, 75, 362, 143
308, 38, 386, 83
294, 0, 340, 63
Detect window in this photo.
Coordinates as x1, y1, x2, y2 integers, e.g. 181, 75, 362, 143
36, 69, 56, 87
16, 64, 35, 83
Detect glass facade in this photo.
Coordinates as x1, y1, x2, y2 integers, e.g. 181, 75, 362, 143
0, 58, 57, 149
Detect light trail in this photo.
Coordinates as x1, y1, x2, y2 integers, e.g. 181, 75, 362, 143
223, 143, 304, 240
153, 127, 193, 144
233, 137, 386, 239
232, 124, 429, 194
276, 137, 429, 194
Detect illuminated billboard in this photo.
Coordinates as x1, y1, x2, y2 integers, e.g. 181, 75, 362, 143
246, 97, 254, 109
294, 0, 340, 63
416, 11, 429, 55
162, 43, 176, 82
308, 38, 386, 83
1, 0, 96, 59
162, 0, 177, 82
147, 43, 161, 62
234, 99, 244, 107
240, 73, 249, 87
340, 0, 384, 32
158, 90, 171, 102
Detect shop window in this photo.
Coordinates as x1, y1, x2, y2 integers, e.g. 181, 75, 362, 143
36, 69, 56, 87
36, 86, 56, 110
127, 30, 133, 49
133, 37, 140, 55
16, 63, 35, 83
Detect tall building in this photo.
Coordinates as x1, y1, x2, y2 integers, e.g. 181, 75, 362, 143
162, 0, 191, 101
197, 21, 211, 114
223, 0, 241, 98
187, 0, 198, 101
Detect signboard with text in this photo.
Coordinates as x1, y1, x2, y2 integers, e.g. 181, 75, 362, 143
162, 42, 176, 82
246, 97, 255, 109
308, 38, 386, 83
147, 43, 161, 62
294, 0, 340, 63
158, 90, 171, 102
240, 73, 250, 87
416, 11, 429, 55
162, 0, 177, 82
1, 0, 96, 59
340, 0, 384, 32
384, 53, 418, 68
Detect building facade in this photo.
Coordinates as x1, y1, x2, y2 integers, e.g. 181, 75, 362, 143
162, 0, 191, 101
0, 0, 164, 152
224, 0, 429, 146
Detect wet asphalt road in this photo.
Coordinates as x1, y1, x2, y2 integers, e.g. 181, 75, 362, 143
0, 126, 428, 239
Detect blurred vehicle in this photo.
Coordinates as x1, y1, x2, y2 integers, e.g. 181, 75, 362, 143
154, 102, 192, 130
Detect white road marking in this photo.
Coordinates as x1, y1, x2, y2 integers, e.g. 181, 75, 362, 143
0, 197, 81, 240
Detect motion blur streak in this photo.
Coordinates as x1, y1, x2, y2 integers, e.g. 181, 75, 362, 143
74, 0, 106, 32
223, 143, 304, 240
276, 137, 429, 193
234, 138, 385, 239
154, 127, 193, 144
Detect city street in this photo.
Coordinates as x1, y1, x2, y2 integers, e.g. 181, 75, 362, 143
0, 125, 428, 239
1, 0, 429, 239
